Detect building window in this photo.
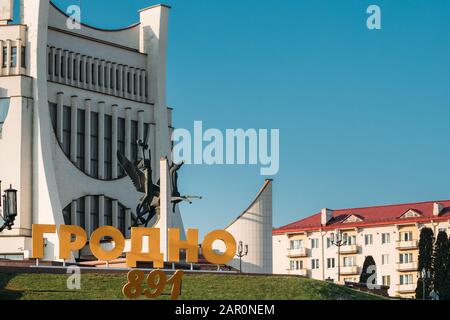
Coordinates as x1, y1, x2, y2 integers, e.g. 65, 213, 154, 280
118, 205, 126, 235
310, 238, 319, 249
90, 196, 99, 231
289, 239, 303, 250
400, 231, 413, 242
104, 115, 112, 180
98, 65, 102, 86
76, 197, 85, 229
117, 117, 126, 176
104, 198, 113, 226
343, 256, 356, 267
133, 73, 137, 95
327, 258, 335, 269
21, 47, 26, 68
62, 106, 71, 156
344, 234, 356, 245
364, 234, 373, 246
60, 54, 65, 78
130, 120, 139, 163
54, 53, 59, 76
73, 59, 77, 81
399, 253, 413, 264
79, 60, 84, 82
290, 260, 302, 270
91, 63, 96, 85
48, 102, 57, 131
116, 69, 120, 90
3, 47, 8, 68
47, 50, 52, 74
399, 274, 414, 285
127, 72, 131, 94
90, 112, 99, 178
311, 259, 319, 270
381, 233, 390, 244
10, 46, 17, 67
144, 75, 148, 98
326, 237, 332, 248
76, 109, 85, 170
382, 254, 389, 265
382, 275, 390, 286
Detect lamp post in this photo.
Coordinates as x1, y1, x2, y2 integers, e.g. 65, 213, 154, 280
235, 241, 248, 274
0, 181, 18, 232
330, 230, 348, 283
421, 268, 431, 300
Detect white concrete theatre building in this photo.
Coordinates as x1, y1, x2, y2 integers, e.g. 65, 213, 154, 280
0, 0, 182, 260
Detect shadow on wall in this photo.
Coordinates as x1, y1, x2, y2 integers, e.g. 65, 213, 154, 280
0, 273, 22, 300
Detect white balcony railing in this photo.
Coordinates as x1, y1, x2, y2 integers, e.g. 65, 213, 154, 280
286, 247, 308, 257
397, 261, 418, 272
340, 266, 359, 275
397, 240, 418, 250
340, 245, 359, 254
397, 284, 416, 293
286, 268, 309, 277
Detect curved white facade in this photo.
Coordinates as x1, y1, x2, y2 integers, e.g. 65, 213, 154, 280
0, 0, 183, 261
215, 180, 273, 274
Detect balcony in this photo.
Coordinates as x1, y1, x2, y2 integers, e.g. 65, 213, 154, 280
340, 266, 359, 275
396, 240, 418, 250
397, 284, 416, 293
286, 247, 308, 258
340, 245, 359, 254
397, 262, 418, 272
286, 269, 309, 277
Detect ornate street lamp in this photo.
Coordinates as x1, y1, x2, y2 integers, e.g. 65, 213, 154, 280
235, 241, 248, 274
330, 229, 348, 283
0, 181, 18, 232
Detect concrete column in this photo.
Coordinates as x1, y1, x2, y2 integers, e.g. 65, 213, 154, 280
82, 55, 87, 88
71, 200, 78, 226
159, 157, 171, 261
75, 53, 81, 87
125, 107, 131, 159
125, 208, 132, 238
87, 56, 93, 90
93, 58, 99, 91
98, 101, 105, 179
70, 95, 78, 163
16, 39, 22, 74
138, 110, 144, 143
130, 67, 135, 100
111, 63, 117, 96
123, 65, 129, 99
111, 104, 118, 179
136, 69, 142, 101
84, 196, 91, 236
56, 48, 62, 82
118, 64, 124, 97
99, 195, 105, 227
84, 99, 92, 175
105, 61, 111, 94
112, 200, 119, 228
100, 60, 106, 93
56, 92, 64, 142
63, 50, 69, 83
6, 39, 11, 75
69, 52, 75, 85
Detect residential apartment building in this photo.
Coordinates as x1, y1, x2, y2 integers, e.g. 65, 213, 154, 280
273, 200, 450, 298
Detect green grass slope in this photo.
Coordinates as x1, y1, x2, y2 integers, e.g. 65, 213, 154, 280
0, 272, 386, 300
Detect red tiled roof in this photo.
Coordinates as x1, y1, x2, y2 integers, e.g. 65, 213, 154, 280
273, 200, 450, 235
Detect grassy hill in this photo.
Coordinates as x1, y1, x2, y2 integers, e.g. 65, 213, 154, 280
0, 272, 386, 300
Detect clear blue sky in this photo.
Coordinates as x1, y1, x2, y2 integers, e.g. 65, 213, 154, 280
50, 0, 450, 236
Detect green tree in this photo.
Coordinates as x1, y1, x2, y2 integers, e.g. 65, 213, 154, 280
432, 231, 448, 299
415, 227, 434, 299
359, 255, 376, 284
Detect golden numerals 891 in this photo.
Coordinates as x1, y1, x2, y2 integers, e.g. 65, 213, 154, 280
122, 269, 184, 300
